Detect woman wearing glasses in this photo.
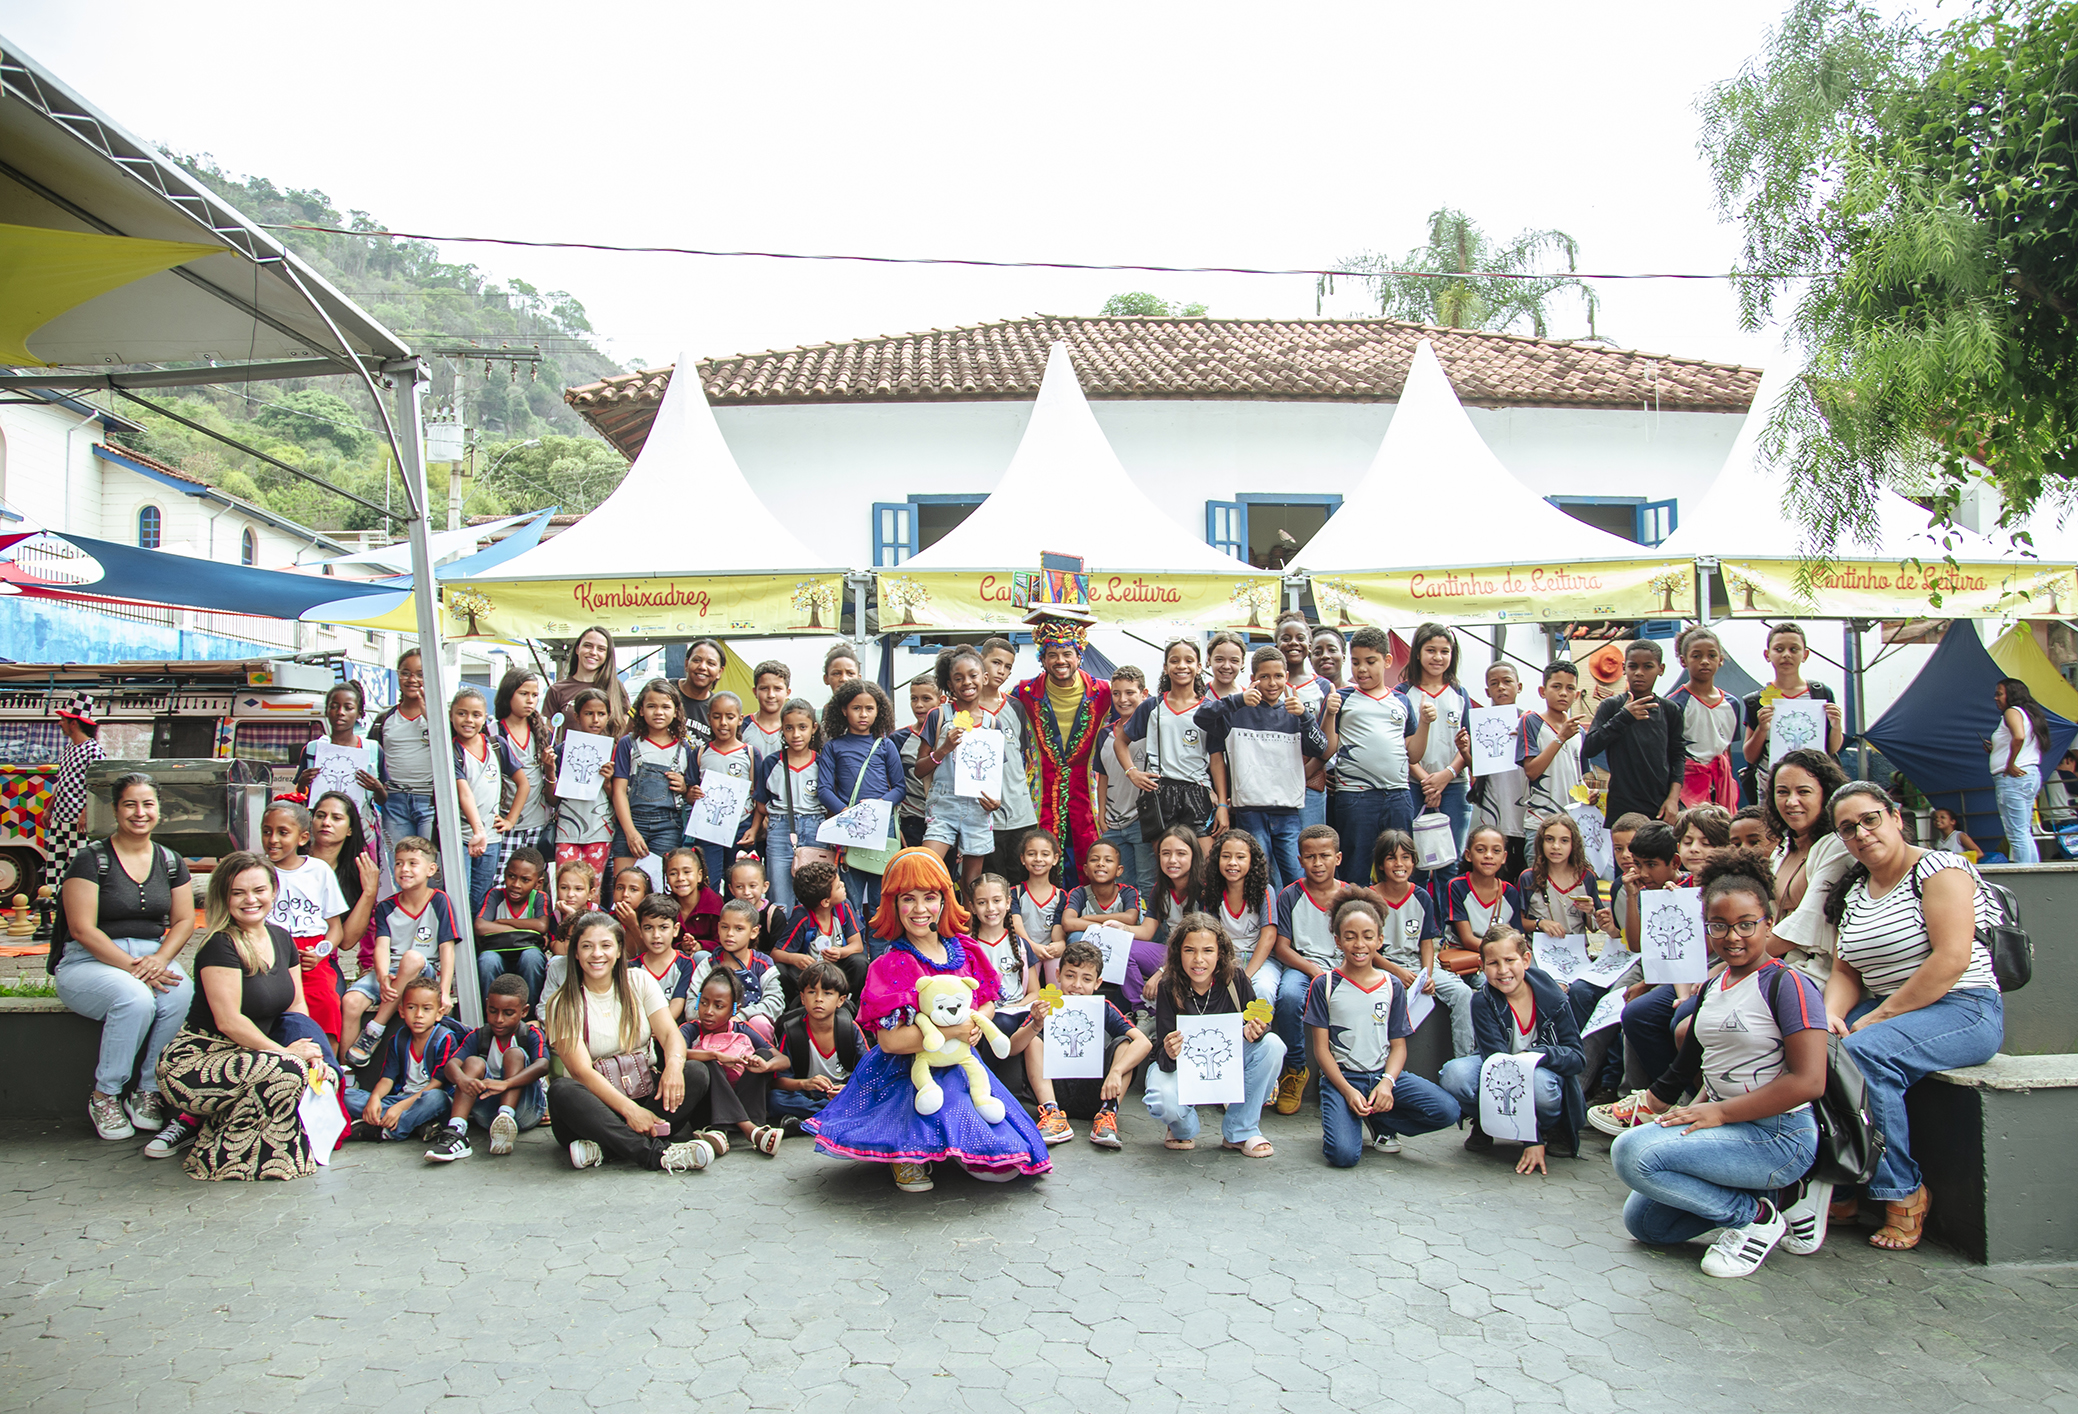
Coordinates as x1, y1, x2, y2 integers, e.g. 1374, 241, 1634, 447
1822, 783, 2005, 1251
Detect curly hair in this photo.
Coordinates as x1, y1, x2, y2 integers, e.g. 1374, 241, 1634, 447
1763, 747, 1850, 845
1208, 828, 1268, 913
869, 846, 972, 941
1699, 846, 1778, 919
822, 679, 895, 742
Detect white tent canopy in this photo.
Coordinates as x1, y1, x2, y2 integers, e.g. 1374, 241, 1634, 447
314, 514, 535, 574
1293, 339, 1642, 572
1660, 361, 2010, 563
899, 342, 1254, 575
477, 354, 837, 581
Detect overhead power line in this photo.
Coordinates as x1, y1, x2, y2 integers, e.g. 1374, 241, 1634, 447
259, 223, 1825, 283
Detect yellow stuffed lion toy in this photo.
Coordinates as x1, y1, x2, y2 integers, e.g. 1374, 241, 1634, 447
910, 974, 1012, 1123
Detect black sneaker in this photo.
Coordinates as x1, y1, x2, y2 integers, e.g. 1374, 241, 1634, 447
412, 1118, 448, 1144
1463, 1122, 1495, 1153
142, 1115, 199, 1159
349, 1121, 383, 1142
424, 1126, 473, 1163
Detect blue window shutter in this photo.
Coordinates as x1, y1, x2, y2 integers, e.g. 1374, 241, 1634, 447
1205, 500, 1246, 560
872, 501, 918, 567
1636, 499, 1678, 547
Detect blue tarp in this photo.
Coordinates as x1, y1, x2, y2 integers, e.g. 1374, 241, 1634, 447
9, 532, 398, 620
1864, 621, 2076, 847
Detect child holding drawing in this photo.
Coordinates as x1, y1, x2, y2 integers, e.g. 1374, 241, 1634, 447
1438, 925, 1587, 1172
916, 647, 999, 895
687, 691, 761, 890
552, 689, 617, 879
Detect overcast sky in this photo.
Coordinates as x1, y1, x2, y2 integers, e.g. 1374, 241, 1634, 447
2, 1, 1901, 378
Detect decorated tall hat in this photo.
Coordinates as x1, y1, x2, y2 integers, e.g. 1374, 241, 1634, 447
1015, 551, 1097, 649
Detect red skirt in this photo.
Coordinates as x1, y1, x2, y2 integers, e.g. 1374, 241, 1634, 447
298, 944, 343, 1043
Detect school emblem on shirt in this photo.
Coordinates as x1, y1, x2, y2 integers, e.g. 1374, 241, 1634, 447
1402, 917, 1422, 941
1182, 726, 1201, 747
1370, 996, 1394, 1023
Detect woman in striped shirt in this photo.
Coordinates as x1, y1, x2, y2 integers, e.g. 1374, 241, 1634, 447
1822, 782, 2005, 1251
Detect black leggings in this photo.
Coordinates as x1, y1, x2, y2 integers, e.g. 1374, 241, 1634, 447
548, 1059, 712, 1169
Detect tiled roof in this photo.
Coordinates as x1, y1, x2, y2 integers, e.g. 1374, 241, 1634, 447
565, 315, 1761, 459
102, 441, 207, 486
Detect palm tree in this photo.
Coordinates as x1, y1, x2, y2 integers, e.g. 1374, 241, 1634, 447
1320, 208, 1599, 338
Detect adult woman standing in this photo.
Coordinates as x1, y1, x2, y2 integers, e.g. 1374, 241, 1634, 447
1764, 748, 1852, 984
1824, 783, 2005, 1250
155, 852, 325, 1181
55, 772, 195, 1140
546, 625, 628, 728
544, 910, 721, 1174
1987, 678, 2046, 864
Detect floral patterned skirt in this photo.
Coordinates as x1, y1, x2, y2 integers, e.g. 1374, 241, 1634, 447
156, 1028, 316, 1182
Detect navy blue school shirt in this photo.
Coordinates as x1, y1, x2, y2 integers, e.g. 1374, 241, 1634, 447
816, 734, 906, 818
1581, 693, 1686, 825
1444, 874, 1525, 937
1194, 693, 1330, 814
461, 1022, 548, 1066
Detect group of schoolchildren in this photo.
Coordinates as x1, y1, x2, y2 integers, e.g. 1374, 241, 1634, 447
245, 615, 1851, 1220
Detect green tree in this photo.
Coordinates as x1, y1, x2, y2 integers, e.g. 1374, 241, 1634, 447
1101, 292, 1209, 317
250, 388, 375, 458
1319, 208, 1599, 337
1699, 0, 2078, 546
469, 436, 630, 518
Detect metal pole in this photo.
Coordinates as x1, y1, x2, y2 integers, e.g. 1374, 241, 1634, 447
1845, 619, 1870, 780
390, 360, 484, 1027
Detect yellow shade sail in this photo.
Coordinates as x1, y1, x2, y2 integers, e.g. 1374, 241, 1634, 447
0, 223, 224, 366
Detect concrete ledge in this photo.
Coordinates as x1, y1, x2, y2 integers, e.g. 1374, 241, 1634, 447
0, 1002, 102, 1120
1911, 1052, 2077, 1265
1932, 1054, 2078, 1091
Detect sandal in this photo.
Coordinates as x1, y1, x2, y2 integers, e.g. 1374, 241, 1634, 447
1223, 1137, 1275, 1159
1163, 1137, 1196, 1151
1829, 1195, 1861, 1222
695, 1129, 731, 1158
1870, 1186, 1930, 1250
751, 1125, 783, 1157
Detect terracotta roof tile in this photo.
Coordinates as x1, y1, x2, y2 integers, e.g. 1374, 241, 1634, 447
565, 315, 1759, 459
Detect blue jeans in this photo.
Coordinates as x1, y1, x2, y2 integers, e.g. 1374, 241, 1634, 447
1994, 766, 2040, 863
1300, 786, 1327, 833
845, 866, 884, 954
382, 790, 436, 850
468, 1082, 545, 1132
344, 1084, 452, 1140
478, 946, 548, 1005
1142, 1032, 1286, 1144
1619, 984, 1703, 1089
1439, 1056, 1564, 1129
764, 817, 822, 913
1099, 824, 1155, 899
613, 803, 685, 862
1331, 787, 1413, 885
55, 941, 192, 1097
1408, 777, 1470, 880
1612, 1108, 1818, 1242
467, 847, 500, 915
1321, 1067, 1461, 1165
767, 1086, 831, 1121
1843, 987, 2004, 1200
1234, 808, 1302, 894
1271, 964, 1316, 1074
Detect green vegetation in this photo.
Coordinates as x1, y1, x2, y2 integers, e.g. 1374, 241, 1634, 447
1320, 208, 1600, 338
0, 976, 58, 998
1700, 0, 2077, 544
1101, 292, 1209, 318
114, 157, 634, 533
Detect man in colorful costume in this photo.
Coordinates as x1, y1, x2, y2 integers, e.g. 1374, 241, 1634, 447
1006, 569, 1112, 883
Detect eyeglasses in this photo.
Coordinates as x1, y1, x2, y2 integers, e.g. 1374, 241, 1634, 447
1703, 919, 1766, 940
1836, 809, 1890, 840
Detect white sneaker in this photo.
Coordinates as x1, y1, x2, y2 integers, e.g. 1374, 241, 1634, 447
568, 1139, 604, 1170
659, 1139, 714, 1175
87, 1093, 134, 1141
1779, 1181, 1833, 1255
124, 1090, 166, 1132
488, 1110, 518, 1156
1373, 1134, 1403, 1154
1700, 1201, 1786, 1278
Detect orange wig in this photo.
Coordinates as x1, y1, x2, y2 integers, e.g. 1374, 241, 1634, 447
869, 846, 972, 940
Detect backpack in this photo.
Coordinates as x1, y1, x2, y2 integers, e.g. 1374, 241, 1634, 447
1910, 857, 2031, 991
47, 842, 183, 975
1756, 966, 1886, 1187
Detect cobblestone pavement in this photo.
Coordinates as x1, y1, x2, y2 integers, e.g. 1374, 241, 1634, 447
3, 1104, 2073, 1414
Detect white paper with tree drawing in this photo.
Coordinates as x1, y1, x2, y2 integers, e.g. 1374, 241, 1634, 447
1569, 804, 1614, 878
1402, 978, 1437, 1034
1467, 706, 1521, 777
1479, 1050, 1544, 1143
953, 728, 1004, 801
687, 774, 751, 847
1043, 994, 1105, 1079
817, 799, 893, 848
1174, 1013, 1246, 1104
308, 742, 373, 812
1640, 886, 1707, 983
1084, 922, 1132, 985
1580, 943, 1640, 989
1532, 933, 1593, 985
1582, 984, 1626, 1035
555, 730, 612, 801
1768, 696, 1828, 764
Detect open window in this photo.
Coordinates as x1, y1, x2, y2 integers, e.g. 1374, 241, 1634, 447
1206, 495, 1342, 567
1547, 495, 1680, 547
870, 494, 988, 566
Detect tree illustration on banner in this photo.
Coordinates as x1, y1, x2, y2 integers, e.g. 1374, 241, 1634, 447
448, 589, 495, 637
1229, 580, 1276, 630
1723, 567, 1763, 613
1313, 577, 1368, 627
792, 579, 839, 630
1649, 565, 1690, 614
879, 576, 931, 629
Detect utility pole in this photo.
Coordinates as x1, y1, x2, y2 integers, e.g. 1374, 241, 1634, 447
446, 361, 466, 533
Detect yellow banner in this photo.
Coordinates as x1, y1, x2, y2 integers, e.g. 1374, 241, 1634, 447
1305, 560, 1687, 627
1718, 559, 2076, 618
874, 570, 1286, 634
441, 574, 846, 640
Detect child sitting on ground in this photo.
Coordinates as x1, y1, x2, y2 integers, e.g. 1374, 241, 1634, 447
769, 961, 865, 1129
1303, 891, 1462, 1166
1729, 805, 1771, 852
774, 859, 868, 999
1008, 938, 1152, 1149
346, 976, 463, 1143
631, 895, 694, 1021
968, 872, 1038, 1101
542, 858, 600, 1004
1057, 838, 1149, 1010
609, 864, 652, 938
689, 899, 784, 1043
424, 973, 550, 1162
474, 846, 550, 1007
1439, 926, 1588, 1174
724, 858, 788, 956
681, 968, 787, 1156
344, 837, 460, 1067
664, 847, 724, 955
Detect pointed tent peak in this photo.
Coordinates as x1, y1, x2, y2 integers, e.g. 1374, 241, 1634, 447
1293, 338, 1640, 572
480, 351, 834, 581
901, 341, 1251, 574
